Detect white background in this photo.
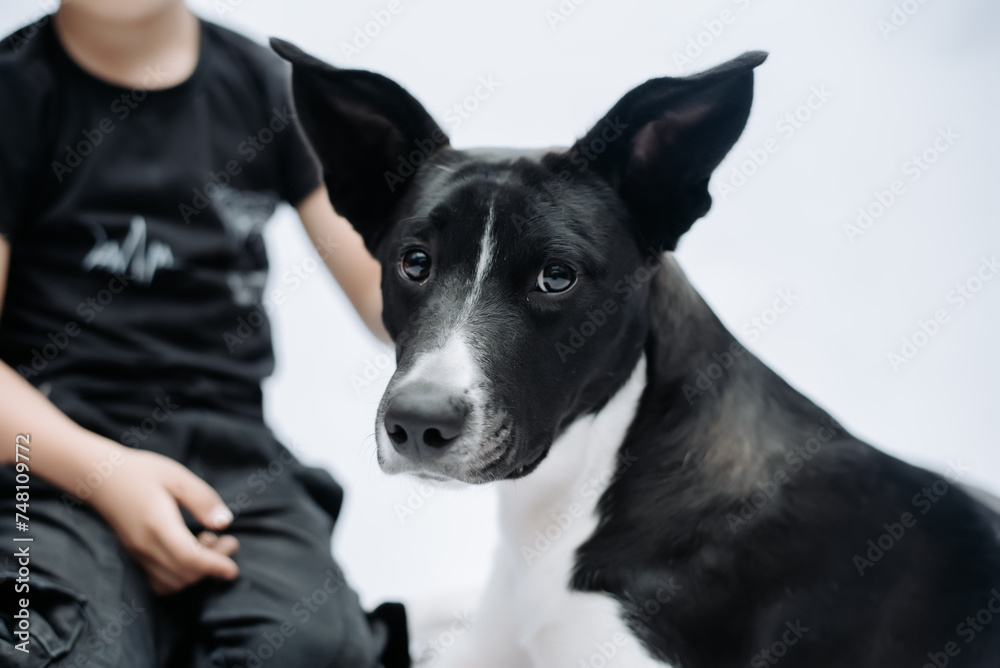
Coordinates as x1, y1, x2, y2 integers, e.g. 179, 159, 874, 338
3, 0, 998, 616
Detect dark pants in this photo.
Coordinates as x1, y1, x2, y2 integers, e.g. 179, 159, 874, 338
0, 384, 406, 667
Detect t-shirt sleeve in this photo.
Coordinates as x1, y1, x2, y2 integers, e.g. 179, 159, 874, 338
0, 53, 51, 241
271, 64, 322, 208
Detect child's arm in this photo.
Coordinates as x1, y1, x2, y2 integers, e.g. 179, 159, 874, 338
296, 186, 392, 345
0, 238, 240, 594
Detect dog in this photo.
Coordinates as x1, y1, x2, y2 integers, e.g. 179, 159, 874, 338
271, 39, 1000, 667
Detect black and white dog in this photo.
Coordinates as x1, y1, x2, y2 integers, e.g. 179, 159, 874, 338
272, 40, 1000, 667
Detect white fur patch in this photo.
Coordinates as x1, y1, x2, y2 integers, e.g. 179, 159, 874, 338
459, 202, 496, 323
401, 331, 478, 393
376, 331, 484, 476
432, 356, 673, 667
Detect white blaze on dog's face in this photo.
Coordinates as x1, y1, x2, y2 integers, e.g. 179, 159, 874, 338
373, 202, 498, 481
271, 39, 766, 482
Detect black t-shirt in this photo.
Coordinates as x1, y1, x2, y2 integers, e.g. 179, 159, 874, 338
0, 17, 321, 419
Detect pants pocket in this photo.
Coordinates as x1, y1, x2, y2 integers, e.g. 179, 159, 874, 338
0, 569, 88, 667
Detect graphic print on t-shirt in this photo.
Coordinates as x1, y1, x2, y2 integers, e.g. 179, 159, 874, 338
81, 216, 175, 284
212, 186, 277, 245
211, 186, 279, 307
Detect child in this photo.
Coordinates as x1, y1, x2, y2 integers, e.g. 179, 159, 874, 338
0, 1, 407, 666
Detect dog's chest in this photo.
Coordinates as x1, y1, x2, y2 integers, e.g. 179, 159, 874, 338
495, 356, 669, 667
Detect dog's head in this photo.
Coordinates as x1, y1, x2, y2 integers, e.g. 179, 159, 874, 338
272, 39, 765, 483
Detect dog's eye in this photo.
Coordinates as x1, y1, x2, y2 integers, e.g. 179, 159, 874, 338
536, 263, 576, 293
400, 249, 431, 282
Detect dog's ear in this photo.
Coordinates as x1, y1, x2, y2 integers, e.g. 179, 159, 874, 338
270, 38, 449, 251
571, 51, 767, 250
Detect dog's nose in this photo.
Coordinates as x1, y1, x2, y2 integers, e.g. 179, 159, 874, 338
384, 384, 468, 459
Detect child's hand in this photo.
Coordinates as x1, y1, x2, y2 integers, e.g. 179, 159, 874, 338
88, 447, 240, 595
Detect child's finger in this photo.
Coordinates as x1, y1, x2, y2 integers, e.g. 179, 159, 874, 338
156, 508, 240, 583
197, 530, 219, 546
197, 531, 240, 557
167, 468, 233, 530
210, 534, 240, 557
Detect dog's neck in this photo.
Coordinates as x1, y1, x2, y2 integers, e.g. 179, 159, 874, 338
548, 254, 843, 589
645, 254, 735, 382
642, 254, 834, 498
497, 254, 836, 541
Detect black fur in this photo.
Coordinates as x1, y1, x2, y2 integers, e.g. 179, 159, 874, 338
274, 39, 1000, 666
573, 269, 1000, 666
